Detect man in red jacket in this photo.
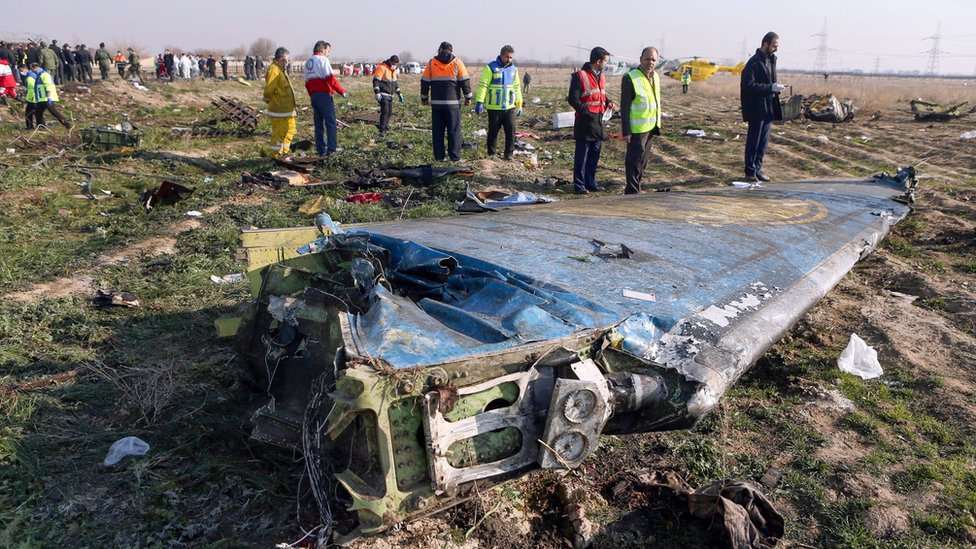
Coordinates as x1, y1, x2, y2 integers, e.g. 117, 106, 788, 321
303, 40, 348, 156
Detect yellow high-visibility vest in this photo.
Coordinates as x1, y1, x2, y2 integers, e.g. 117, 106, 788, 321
626, 68, 661, 134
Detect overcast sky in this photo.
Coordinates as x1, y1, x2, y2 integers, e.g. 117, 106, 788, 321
3, 0, 975, 74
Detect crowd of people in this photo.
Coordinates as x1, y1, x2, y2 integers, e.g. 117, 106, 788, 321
2, 32, 786, 192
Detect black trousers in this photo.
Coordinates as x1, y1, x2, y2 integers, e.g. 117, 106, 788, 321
378, 98, 393, 133
625, 132, 655, 194
117, 64, 125, 78
431, 107, 461, 161
487, 109, 516, 158
744, 119, 772, 177
29, 102, 68, 128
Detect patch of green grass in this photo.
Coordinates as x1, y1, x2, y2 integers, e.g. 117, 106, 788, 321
883, 235, 918, 258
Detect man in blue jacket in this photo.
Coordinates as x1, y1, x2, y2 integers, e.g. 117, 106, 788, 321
740, 32, 786, 183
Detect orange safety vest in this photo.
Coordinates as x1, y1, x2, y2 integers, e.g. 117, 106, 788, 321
576, 69, 607, 116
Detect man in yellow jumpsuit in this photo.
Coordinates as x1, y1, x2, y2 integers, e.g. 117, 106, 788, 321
263, 47, 296, 157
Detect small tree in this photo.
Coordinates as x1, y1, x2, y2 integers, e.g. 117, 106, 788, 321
249, 37, 276, 60
229, 45, 246, 59
398, 50, 414, 63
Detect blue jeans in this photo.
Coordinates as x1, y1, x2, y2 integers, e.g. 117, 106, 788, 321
311, 93, 337, 155
744, 119, 772, 177
573, 140, 602, 192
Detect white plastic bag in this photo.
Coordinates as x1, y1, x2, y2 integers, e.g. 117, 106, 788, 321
837, 333, 882, 379
103, 436, 150, 466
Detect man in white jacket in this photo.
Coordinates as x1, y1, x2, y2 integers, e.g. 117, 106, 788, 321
303, 41, 348, 156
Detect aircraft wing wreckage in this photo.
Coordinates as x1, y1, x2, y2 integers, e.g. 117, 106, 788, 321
232, 170, 917, 542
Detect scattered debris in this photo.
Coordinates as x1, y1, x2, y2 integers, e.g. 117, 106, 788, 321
472, 128, 487, 138
533, 176, 570, 187
805, 94, 856, 123
732, 181, 763, 189
385, 141, 413, 150
210, 96, 259, 134
210, 273, 246, 285
910, 99, 972, 121
838, 333, 882, 379
591, 239, 634, 259
140, 181, 195, 210
815, 135, 830, 143
552, 111, 576, 129
614, 471, 784, 548
80, 125, 141, 150
185, 211, 203, 217
961, 130, 976, 139
103, 436, 150, 466
93, 289, 140, 308
298, 195, 335, 215
622, 289, 655, 302
239, 171, 289, 190
455, 186, 557, 212
685, 129, 706, 137
346, 192, 384, 204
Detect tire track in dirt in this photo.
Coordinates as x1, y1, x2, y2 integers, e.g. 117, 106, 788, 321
775, 135, 875, 174
656, 137, 737, 180
766, 143, 850, 178
4, 194, 269, 303
789, 131, 907, 170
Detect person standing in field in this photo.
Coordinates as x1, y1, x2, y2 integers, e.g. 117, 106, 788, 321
567, 46, 616, 194
304, 40, 348, 156
620, 47, 662, 195
681, 68, 691, 94
372, 55, 403, 135
95, 43, 112, 80
474, 44, 523, 161
740, 31, 786, 183
421, 41, 472, 162
263, 47, 297, 158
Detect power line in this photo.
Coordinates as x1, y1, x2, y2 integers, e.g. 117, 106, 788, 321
923, 21, 948, 75
810, 18, 830, 73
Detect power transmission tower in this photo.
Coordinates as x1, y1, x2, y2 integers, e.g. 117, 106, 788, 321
923, 22, 947, 76
740, 37, 748, 60
811, 18, 829, 73
873, 57, 880, 75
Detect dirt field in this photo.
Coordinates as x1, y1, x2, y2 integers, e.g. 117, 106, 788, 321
1, 68, 975, 548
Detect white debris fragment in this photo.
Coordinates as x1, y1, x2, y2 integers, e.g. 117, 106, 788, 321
210, 273, 245, 284
837, 333, 882, 379
732, 181, 762, 189
185, 211, 203, 217
961, 130, 976, 139
103, 436, 150, 466
815, 135, 830, 143
622, 289, 656, 302
685, 129, 706, 137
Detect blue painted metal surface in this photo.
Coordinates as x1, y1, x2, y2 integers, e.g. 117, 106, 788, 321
344, 178, 909, 375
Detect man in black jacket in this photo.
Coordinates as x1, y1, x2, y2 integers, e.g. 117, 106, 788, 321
567, 46, 616, 194
740, 32, 786, 182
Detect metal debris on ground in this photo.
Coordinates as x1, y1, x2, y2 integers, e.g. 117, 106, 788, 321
80, 124, 141, 150
804, 94, 856, 122
211, 96, 259, 134
239, 171, 289, 190
93, 289, 141, 308
910, 99, 973, 121
140, 181, 195, 209
229, 171, 915, 542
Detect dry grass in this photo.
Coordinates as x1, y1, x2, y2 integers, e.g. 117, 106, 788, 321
88, 359, 191, 426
